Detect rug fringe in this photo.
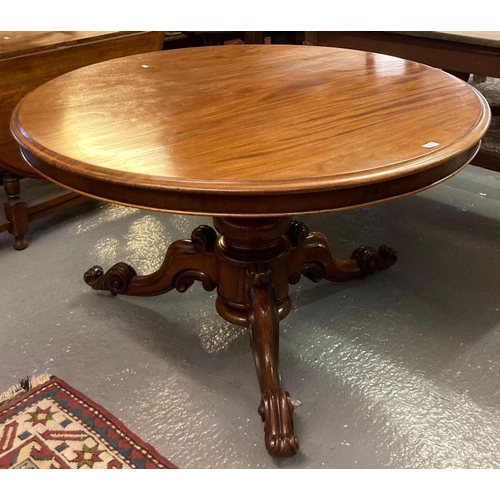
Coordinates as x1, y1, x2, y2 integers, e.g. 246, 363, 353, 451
0, 374, 52, 407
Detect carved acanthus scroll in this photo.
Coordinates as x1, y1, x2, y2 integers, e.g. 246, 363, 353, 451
83, 225, 218, 296
287, 220, 397, 284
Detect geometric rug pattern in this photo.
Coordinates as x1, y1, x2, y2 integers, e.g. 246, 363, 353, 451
0, 375, 177, 469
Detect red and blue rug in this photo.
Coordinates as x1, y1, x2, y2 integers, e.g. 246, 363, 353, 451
0, 375, 176, 469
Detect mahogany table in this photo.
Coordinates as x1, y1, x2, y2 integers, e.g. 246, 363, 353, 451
10, 45, 491, 458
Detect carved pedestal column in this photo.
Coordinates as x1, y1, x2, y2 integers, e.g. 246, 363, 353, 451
213, 217, 299, 456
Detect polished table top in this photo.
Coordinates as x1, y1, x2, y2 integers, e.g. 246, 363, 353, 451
11, 45, 491, 217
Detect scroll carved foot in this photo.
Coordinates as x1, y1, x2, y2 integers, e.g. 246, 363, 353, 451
84, 262, 137, 295
258, 388, 299, 458
83, 225, 218, 297
351, 244, 397, 274
247, 265, 299, 458
287, 220, 397, 284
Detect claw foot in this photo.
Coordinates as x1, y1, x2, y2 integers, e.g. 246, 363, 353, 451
258, 388, 299, 457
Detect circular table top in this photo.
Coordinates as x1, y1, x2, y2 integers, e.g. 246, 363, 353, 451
11, 45, 491, 216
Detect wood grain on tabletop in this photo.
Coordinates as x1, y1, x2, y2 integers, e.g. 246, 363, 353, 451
11, 45, 491, 215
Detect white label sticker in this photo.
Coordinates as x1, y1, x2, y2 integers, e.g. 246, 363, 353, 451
422, 142, 440, 148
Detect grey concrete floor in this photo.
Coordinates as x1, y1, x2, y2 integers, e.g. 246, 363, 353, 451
2, 164, 500, 469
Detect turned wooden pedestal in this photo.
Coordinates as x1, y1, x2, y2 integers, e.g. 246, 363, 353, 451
84, 216, 396, 456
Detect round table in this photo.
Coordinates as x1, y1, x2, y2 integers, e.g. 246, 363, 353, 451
11, 45, 491, 458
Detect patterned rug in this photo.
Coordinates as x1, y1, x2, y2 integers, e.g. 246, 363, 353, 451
0, 375, 177, 469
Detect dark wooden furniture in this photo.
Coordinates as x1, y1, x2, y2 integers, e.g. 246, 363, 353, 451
305, 31, 500, 173
243, 32, 305, 45
11, 46, 490, 457
0, 31, 164, 250
163, 32, 247, 49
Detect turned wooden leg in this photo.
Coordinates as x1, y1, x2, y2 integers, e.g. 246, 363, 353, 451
247, 265, 299, 458
2, 173, 29, 250
84, 225, 218, 296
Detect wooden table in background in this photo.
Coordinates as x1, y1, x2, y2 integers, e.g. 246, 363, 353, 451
11, 45, 491, 457
0, 31, 164, 249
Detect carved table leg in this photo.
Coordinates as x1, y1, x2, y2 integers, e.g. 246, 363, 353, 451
84, 225, 218, 296
2, 173, 29, 250
247, 265, 299, 457
213, 217, 396, 457
287, 220, 397, 285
